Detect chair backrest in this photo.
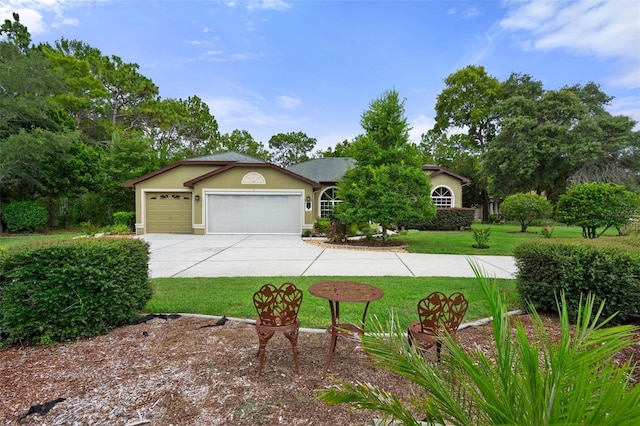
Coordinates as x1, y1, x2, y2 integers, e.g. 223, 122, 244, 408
417, 291, 468, 335
253, 282, 303, 327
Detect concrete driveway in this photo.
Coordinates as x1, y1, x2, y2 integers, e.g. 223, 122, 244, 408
137, 234, 517, 279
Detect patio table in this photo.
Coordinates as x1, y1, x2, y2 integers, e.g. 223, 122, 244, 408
308, 280, 384, 378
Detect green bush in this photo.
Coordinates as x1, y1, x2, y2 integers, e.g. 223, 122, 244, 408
500, 193, 552, 233
1, 201, 48, 233
401, 208, 475, 231
514, 238, 640, 324
0, 238, 152, 344
314, 218, 332, 235
106, 224, 133, 235
112, 211, 135, 231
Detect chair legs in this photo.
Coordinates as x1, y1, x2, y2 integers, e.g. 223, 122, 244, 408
255, 328, 301, 378
256, 330, 275, 378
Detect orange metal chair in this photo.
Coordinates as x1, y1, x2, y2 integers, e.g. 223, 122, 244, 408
253, 282, 303, 377
407, 291, 468, 361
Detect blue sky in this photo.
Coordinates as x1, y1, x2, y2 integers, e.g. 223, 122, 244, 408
2, 0, 639, 151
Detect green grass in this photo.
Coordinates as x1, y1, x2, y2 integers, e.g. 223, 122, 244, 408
147, 276, 518, 330
0, 231, 83, 247
3, 224, 618, 329
391, 223, 621, 256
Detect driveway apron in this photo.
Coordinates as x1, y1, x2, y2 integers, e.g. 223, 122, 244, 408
138, 234, 517, 279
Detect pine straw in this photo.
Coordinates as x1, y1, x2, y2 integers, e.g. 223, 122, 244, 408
1, 314, 638, 425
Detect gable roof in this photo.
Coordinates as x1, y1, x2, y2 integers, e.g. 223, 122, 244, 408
287, 157, 356, 183
183, 162, 321, 189
422, 164, 472, 184
123, 151, 320, 188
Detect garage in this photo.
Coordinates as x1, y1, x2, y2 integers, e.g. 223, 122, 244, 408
145, 192, 193, 233
206, 193, 302, 234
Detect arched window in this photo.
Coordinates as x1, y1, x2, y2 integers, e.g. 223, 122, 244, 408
431, 186, 453, 208
320, 187, 341, 218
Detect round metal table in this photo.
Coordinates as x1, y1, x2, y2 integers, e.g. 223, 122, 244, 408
308, 281, 384, 378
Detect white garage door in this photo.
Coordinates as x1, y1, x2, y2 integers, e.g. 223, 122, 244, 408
206, 193, 302, 234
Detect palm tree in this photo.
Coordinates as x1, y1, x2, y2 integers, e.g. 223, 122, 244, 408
318, 260, 640, 425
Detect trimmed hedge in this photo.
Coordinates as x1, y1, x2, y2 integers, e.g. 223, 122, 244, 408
514, 237, 640, 324
2, 201, 48, 233
401, 208, 475, 231
0, 237, 152, 344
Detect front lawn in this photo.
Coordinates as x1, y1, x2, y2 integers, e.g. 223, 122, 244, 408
147, 275, 518, 330
391, 224, 621, 256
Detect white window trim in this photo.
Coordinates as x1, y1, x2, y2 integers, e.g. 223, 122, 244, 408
431, 185, 454, 208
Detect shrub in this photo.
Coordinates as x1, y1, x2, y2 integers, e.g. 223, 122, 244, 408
112, 211, 135, 231
314, 218, 332, 235
514, 238, 640, 324
107, 224, 133, 235
472, 226, 491, 249
401, 208, 475, 231
1, 201, 48, 233
0, 238, 152, 344
500, 193, 553, 233
556, 182, 640, 238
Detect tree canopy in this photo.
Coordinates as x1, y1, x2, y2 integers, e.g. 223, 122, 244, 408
335, 89, 436, 238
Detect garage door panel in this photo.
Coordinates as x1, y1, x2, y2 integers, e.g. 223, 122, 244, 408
207, 194, 301, 234
146, 193, 192, 233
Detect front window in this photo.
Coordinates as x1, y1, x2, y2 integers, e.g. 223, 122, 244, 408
432, 186, 453, 208
320, 187, 341, 218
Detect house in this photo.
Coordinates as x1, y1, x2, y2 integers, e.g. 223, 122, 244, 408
124, 153, 471, 235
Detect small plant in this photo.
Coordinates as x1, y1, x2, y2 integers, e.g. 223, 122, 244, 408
82, 220, 100, 236
302, 229, 313, 237
107, 224, 132, 235
472, 226, 491, 249
540, 226, 555, 238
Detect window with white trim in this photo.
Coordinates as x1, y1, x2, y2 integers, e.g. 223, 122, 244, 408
431, 186, 453, 208
320, 187, 341, 218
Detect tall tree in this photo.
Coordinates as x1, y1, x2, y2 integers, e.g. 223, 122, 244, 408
486, 79, 636, 200
219, 129, 271, 161
0, 42, 62, 138
98, 54, 158, 130
434, 65, 501, 222
39, 39, 109, 142
268, 131, 317, 167
335, 89, 436, 239
141, 96, 220, 165
0, 12, 30, 52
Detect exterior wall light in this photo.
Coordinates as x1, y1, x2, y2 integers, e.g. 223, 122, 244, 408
195, 195, 200, 201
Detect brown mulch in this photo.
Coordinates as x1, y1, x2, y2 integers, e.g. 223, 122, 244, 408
1, 314, 638, 426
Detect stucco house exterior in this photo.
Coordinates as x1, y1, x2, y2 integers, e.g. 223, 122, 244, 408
124, 152, 470, 235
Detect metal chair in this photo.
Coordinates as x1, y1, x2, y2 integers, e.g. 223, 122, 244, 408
253, 282, 303, 377
407, 291, 468, 361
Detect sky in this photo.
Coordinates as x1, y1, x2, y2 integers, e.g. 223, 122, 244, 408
2, 0, 639, 152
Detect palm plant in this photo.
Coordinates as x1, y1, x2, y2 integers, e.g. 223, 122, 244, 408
317, 259, 640, 425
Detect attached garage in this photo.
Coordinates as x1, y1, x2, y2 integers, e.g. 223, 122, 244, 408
145, 192, 193, 233
206, 193, 302, 234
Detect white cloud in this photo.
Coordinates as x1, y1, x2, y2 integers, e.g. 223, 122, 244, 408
246, 0, 291, 12
500, 0, 640, 88
203, 91, 301, 143
275, 95, 301, 109
1, 7, 45, 33
409, 114, 435, 143
608, 95, 640, 129
1, 0, 86, 34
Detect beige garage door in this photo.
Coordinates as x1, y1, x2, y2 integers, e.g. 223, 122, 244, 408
146, 192, 192, 233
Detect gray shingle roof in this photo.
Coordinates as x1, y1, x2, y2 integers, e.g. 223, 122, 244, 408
287, 157, 356, 182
